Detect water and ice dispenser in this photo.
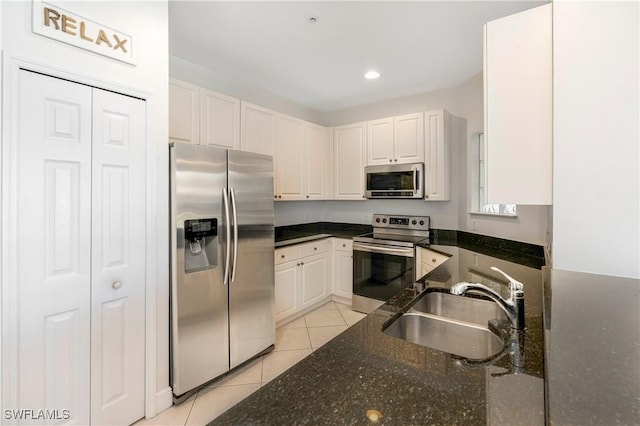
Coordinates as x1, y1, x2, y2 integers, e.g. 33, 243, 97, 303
183, 218, 218, 273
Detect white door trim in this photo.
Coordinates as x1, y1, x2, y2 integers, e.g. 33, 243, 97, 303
1, 53, 161, 419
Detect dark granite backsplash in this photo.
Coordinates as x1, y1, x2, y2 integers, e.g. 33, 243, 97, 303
275, 222, 372, 242
275, 223, 546, 270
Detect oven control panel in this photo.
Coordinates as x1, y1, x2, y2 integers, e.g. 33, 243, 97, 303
372, 214, 430, 231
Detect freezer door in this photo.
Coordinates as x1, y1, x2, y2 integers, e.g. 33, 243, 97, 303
228, 150, 275, 368
170, 143, 229, 396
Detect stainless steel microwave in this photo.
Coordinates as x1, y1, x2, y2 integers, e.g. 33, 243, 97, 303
365, 163, 424, 199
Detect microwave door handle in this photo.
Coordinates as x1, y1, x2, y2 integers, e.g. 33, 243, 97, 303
414, 168, 419, 195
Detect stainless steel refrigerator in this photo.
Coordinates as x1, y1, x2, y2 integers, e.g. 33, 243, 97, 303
169, 143, 275, 400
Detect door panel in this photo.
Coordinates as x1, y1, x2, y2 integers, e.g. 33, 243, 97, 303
17, 70, 92, 424
300, 255, 328, 310
170, 143, 229, 396
91, 89, 146, 425
228, 150, 275, 369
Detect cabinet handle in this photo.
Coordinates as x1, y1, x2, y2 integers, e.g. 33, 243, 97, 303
306, 195, 309, 199
301, 262, 304, 266
314, 247, 317, 251
432, 258, 437, 262
278, 195, 282, 199
281, 255, 285, 259
112, 281, 122, 290
389, 159, 392, 163
394, 159, 398, 162
342, 244, 346, 248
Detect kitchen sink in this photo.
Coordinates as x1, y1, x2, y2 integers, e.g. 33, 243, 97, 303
383, 290, 507, 360
411, 290, 507, 324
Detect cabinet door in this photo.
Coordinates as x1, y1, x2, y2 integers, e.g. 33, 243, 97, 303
424, 110, 451, 201
394, 113, 424, 163
299, 254, 329, 310
200, 88, 240, 149
334, 249, 353, 300
276, 114, 305, 200
334, 122, 366, 200
169, 79, 199, 144
275, 261, 299, 322
91, 89, 146, 425
240, 101, 277, 157
484, 4, 552, 205
306, 123, 332, 200
16, 70, 93, 425
366, 117, 394, 165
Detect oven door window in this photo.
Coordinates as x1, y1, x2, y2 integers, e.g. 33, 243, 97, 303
353, 250, 415, 301
367, 171, 415, 191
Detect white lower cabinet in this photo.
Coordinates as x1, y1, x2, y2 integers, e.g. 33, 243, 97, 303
333, 239, 353, 302
300, 254, 329, 310
274, 240, 330, 323
415, 247, 450, 281
275, 260, 300, 321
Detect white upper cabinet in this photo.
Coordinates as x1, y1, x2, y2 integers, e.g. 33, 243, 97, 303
276, 115, 332, 201
484, 3, 552, 205
366, 113, 424, 165
367, 117, 394, 165
169, 78, 240, 150
276, 114, 306, 200
394, 113, 424, 163
305, 123, 333, 200
241, 101, 277, 157
200, 88, 240, 149
169, 79, 199, 145
334, 122, 367, 200
424, 109, 451, 201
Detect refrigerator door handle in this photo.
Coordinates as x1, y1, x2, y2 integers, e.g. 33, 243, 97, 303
230, 187, 239, 283
222, 187, 231, 285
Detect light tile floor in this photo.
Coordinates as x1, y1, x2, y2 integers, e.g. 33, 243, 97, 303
136, 301, 366, 426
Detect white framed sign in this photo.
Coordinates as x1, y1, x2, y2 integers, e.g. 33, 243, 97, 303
32, 0, 136, 65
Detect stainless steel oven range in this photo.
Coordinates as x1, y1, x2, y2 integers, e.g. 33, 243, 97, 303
352, 214, 430, 313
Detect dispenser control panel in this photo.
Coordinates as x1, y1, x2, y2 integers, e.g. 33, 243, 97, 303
184, 218, 217, 241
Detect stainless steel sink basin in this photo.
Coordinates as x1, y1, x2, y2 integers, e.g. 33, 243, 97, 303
383, 290, 507, 360
411, 291, 507, 325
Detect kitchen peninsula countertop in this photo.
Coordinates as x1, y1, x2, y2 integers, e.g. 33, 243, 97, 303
210, 237, 547, 425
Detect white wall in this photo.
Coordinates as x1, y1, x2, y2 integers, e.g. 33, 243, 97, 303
1, 0, 170, 416
553, 0, 639, 278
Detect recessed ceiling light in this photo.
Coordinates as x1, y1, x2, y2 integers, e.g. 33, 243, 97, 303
364, 71, 380, 80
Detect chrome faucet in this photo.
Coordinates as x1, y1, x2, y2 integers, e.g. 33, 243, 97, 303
450, 267, 525, 330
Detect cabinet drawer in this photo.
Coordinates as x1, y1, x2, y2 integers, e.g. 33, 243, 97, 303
275, 245, 300, 265
299, 239, 329, 258
420, 248, 450, 268
334, 238, 353, 252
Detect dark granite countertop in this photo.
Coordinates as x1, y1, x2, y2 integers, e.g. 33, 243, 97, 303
211, 238, 546, 425
544, 269, 640, 424
275, 222, 371, 247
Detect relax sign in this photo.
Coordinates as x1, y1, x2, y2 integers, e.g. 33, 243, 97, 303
32, 1, 136, 65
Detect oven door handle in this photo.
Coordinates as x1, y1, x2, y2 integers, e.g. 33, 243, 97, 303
353, 242, 415, 257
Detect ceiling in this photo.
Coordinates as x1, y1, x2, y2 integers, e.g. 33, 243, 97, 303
169, 1, 546, 112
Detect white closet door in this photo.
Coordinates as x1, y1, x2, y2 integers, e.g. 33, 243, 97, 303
91, 89, 146, 425
17, 70, 93, 424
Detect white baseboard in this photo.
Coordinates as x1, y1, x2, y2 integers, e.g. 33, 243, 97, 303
154, 387, 173, 416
